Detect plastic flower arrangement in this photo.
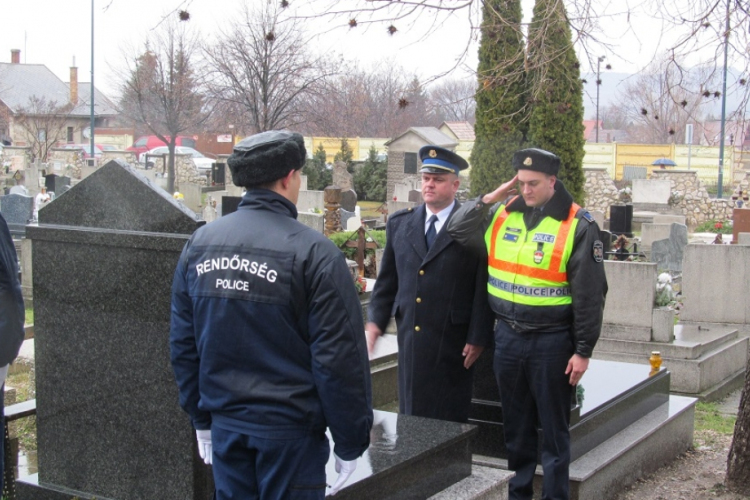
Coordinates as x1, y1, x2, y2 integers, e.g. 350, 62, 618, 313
354, 275, 367, 294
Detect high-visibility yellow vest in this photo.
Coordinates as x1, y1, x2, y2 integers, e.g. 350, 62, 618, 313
484, 199, 580, 306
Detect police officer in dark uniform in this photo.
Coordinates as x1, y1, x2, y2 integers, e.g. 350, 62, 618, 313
447, 148, 608, 500
170, 130, 373, 499
367, 145, 494, 423
0, 213, 25, 495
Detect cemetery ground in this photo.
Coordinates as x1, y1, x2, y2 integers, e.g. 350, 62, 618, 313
5, 328, 747, 498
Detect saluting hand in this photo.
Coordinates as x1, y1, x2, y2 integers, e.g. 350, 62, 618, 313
481, 175, 519, 205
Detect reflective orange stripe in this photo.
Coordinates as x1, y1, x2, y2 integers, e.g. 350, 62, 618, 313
489, 203, 580, 282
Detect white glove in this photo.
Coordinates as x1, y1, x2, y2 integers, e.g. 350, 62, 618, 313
328, 453, 357, 496
195, 429, 212, 465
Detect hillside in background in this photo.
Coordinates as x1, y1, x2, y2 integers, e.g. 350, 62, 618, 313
580, 68, 747, 122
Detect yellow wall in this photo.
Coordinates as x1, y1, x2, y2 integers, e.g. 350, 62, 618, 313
583, 143, 738, 182
305, 137, 389, 163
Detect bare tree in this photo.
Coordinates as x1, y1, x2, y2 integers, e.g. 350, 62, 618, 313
118, 17, 209, 193
14, 97, 72, 161
299, 62, 376, 137
597, 103, 631, 131
203, 2, 333, 135
298, 61, 431, 137
428, 77, 476, 125
615, 60, 712, 144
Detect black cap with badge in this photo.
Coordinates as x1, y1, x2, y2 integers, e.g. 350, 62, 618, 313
418, 145, 468, 176
512, 148, 560, 176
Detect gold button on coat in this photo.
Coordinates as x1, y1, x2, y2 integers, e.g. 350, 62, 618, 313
415, 326, 421, 332
416, 297, 422, 303
419, 270, 425, 275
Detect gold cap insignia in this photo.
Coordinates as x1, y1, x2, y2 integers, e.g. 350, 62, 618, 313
523, 157, 533, 166
429, 149, 437, 158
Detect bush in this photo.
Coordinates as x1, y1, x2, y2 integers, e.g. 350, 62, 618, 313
329, 229, 386, 278
694, 219, 733, 234
329, 229, 386, 259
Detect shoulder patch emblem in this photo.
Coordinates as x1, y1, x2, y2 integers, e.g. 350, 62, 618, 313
593, 240, 604, 263
582, 211, 595, 223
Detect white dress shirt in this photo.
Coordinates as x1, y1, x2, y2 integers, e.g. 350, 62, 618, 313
425, 201, 456, 236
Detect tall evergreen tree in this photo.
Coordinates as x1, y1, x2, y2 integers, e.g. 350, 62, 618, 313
469, 0, 528, 197
334, 138, 355, 173
303, 143, 331, 190
354, 146, 387, 201
526, 0, 586, 204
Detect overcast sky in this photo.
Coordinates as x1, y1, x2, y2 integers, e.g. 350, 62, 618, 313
0, 0, 735, 102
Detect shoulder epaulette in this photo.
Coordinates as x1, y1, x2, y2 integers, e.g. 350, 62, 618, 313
580, 211, 595, 223
390, 206, 416, 219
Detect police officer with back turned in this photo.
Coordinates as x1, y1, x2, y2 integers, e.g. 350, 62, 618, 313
170, 130, 373, 499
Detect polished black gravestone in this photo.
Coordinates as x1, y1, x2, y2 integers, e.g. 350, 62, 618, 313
221, 195, 242, 216
43, 173, 70, 196
470, 352, 670, 461
609, 204, 633, 238
328, 410, 476, 500
20, 160, 210, 500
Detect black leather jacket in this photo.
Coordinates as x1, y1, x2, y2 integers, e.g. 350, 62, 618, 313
447, 181, 607, 357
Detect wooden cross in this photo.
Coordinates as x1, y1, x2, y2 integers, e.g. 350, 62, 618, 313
344, 226, 380, 277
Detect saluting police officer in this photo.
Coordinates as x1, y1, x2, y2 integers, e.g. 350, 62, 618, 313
447, 148, 608, 500
367, 145, 494, 424
170, 130, 373, 499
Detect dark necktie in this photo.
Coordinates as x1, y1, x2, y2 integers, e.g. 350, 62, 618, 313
425, 214, 438, 250
528, 208, 542, 228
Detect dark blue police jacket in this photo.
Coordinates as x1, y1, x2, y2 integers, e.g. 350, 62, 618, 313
0, 213, 25, 367
170, 189, 372, 460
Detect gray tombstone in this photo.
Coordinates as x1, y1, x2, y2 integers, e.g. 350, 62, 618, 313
340, 207, 356, 230
297, 212, 325, 233
19, 159, 212, 500
407, 190, 422, 203
332, 161, 353, 191
650, 223, 688, 272
0, 193, 34, 237
340, 188, 358, 212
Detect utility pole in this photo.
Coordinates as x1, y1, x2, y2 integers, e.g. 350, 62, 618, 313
90, 0, 95, 161
717, 0, 730, 199
595, 56, 605, 143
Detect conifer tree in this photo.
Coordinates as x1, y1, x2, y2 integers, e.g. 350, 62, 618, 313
334, 138, 355, 173
303, 143, 331, 190
354, 146, 387, 201
469, 0, 528, 197
526, 0, 586, 204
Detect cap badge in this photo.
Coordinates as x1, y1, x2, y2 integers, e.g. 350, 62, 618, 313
429, 149, 437, 158
524, 157, 533, 166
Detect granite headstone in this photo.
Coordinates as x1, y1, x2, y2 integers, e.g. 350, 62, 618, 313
650, 223, 688, 272
340, 207, 356, 230
340, 188, 358, 212
19, 159, 211, 500
0, 193, 34, 237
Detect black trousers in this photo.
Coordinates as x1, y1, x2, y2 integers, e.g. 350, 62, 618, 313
494, 321, 574, 500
